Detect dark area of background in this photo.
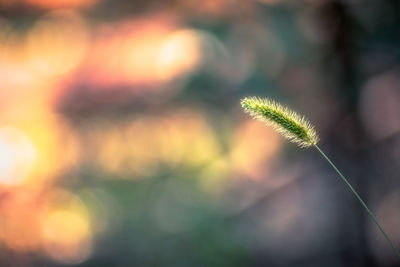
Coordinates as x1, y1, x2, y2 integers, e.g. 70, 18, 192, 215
0, 0, 400, 266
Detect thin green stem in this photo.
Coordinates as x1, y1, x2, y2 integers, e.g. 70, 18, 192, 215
313, 144, 400, 258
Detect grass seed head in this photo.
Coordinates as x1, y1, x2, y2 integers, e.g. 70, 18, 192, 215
240, 97, 319, 148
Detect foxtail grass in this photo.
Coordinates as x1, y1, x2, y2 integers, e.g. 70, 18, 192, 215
241, 96, 400, 258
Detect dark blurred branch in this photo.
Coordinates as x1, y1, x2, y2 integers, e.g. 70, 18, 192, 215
318, 1, 377, 265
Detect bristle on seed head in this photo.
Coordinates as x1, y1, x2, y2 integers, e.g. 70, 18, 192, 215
240, 97, 319, 148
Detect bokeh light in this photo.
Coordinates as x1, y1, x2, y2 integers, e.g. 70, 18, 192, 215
368, 191, 400, 264
41, 209, 92, 264
81, 18, 174, 88
359, 70, 400, 140
231, 119, 281, 179
41, 191, 92, 264
0, 127, 36, 186
0, 0, 99, 9
26, 10, 88, 77
0, 111, 80, 187
156, 29, 203, 81
0, 189, 44, 251
83, 110, 220, 178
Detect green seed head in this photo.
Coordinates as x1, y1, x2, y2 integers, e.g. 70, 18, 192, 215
240, 97, 319, 148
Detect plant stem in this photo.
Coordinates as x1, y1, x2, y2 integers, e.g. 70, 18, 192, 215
313, 144, 400, 258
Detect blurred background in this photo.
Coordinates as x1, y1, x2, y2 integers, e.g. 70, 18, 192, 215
1, 0, 400, 266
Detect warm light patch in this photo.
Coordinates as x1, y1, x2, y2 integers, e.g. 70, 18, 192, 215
85, 19, 173, 88
231, 120, 281, 179
26, 10, 88, 76
1, 110, 81, 187
87, 111, 220, 177
0, 18, 39, 91
41, 205, 92, 264
0, 127, 36, 186
0, 189, 44, 251
25, 0, 98, 9
156, 29, 203, 81
152, 111, 220, 168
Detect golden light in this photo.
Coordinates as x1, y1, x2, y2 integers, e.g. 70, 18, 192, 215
156, 29, 203, 81
28, 118, 80, 186
0, 106, 80, 187
86, 110, 220, 177
26, 10, 88, 77
160, 111, 220, 167
41, 193, 92, 264
0, 15, 84, 106
0, 13, 81, 187
123, 28, 166, 83
230, 119, 282, 179
0, 126, 36, 186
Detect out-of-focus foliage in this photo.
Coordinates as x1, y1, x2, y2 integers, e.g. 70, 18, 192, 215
1, 0, 400, 266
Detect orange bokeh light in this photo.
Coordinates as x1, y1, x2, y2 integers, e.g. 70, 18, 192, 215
82, 18, 174, 88
26, 10, 89, 77
231, 119, 282, 179
25, 0, 98, 9
0, 189, 44, 251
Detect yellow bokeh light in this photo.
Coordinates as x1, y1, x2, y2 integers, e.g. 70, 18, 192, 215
156, 111, 220, 167
0, 126, 36, 186
42, 210, 90, 249
0, 105, 80, 187
41, 193, 92, 264
86, 110, 220, 177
